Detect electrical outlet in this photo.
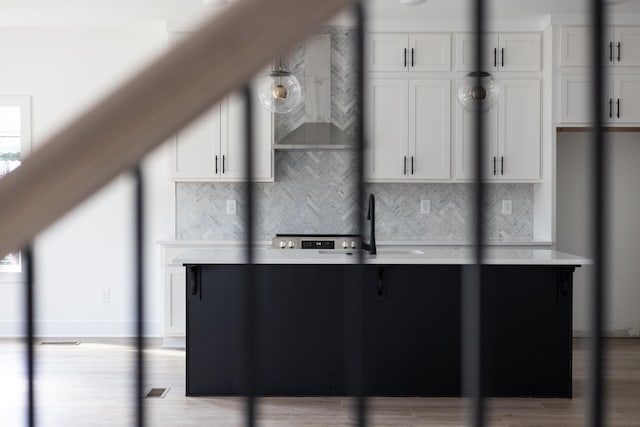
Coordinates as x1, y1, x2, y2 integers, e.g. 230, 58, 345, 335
502, 200, 513, 215
98, 288, 111, 304
226, 199, 236, 215
420, 199, 431, 214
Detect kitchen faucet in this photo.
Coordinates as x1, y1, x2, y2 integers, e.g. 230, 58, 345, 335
362, 194, 377, 255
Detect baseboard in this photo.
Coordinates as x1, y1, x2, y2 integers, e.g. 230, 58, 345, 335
573, 328, 640, 338
162, 336, 185, 348
0, 320, 161, 337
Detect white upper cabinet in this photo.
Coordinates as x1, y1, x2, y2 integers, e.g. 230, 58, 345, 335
169, 93, 273, 182
409, 80, 451, 179
368, 33, 451, 72
366, 78, 450, 181
498, 80, 541, 180
455, 80, 540, 181
613, 75, 640, 123
455, 33, 540, 72
170, 105, 221, 180
560, 26, 640, 67
366, 78, 409, 180
558, 74, 640, 124
615, 27, 640, 67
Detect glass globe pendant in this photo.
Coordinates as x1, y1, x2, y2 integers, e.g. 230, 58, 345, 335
257, 61, 302, 114
457, 71, 499, 112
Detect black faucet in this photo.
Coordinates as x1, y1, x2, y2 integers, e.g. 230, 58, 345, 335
362, 194, 376, 255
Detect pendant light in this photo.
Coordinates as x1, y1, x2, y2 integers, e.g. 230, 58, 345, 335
257, 59, 302, 114
457, 71, 499, 112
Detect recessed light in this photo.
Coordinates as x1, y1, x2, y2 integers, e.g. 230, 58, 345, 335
399, 0, 427, 5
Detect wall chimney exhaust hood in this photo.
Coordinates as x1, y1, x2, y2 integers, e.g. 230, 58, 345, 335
274, 34, 354, 150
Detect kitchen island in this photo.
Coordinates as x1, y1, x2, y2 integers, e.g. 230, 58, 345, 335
178, 247, 588, 398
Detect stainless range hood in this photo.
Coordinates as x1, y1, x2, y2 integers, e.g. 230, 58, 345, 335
274, 34, 354, 150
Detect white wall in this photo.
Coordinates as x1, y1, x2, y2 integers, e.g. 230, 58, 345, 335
557, 132, 640, 337
0, 24, 173, 337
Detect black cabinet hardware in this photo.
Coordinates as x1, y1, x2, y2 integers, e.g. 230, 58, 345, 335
374, 267, 386, 301
494, 48, 497, 67
411, 156, 414, 175
617, 98, 620, 118
609, 98, 613, 118
493, 156, 497, 176
188, 266, 199, 297
501, 156, 504, 175
617, 42, 621, 62
215, 155, 218, 174
609, 42, 613, 62
403, 156, 407, 175
501, 47, 504, 67
404, 48, 407, 67
222, 155, 226, 173
411, 48, 414, 67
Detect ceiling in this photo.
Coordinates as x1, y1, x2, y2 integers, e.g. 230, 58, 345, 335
0, 0, 639, 27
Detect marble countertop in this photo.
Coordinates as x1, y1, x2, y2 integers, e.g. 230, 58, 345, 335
173, 246, 589, 266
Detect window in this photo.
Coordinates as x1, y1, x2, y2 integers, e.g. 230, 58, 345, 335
0, 96, 31, 277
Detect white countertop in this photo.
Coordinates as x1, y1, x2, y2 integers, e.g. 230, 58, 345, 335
173, 246, 589, 266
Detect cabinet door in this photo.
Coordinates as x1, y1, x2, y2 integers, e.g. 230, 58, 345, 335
169, 105, 221, 180
559, 74, 591, 124
615, 27, 640, 67
366, 79, 409, 180
367, 34, 408, 72
454, 33, 498, 72
221, 91, 273, 180
499, 34, 540, 72
409, 34, 451, 72
164, 266, 186, 336
364, 266, 461, 396
409, 80, 450, 180
498, 79, 541, 181
559, 74, 613, 124
454, 92, 498, 180
613, 75, 640, 123
559, 27, 591, 67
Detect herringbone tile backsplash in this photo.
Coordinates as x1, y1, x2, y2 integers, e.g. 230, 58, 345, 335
176, 151, 533, 242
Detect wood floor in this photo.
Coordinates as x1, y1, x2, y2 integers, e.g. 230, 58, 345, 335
0, 338, 638, 426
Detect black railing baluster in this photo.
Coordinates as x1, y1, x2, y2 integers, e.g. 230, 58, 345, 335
463, 0, 487, 426
589, 1, 607, 426
133, 166, 145, 427
354, 2, 368, 426
24, 245, 35, 427
242, 86, 257, 427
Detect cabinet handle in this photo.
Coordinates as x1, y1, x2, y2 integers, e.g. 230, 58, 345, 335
609, 98, 613, 119
403, 156, 407, 175
411, 156, 414, 175
494, 48, 497, 67
501, 156, 504, 175
222, 155, 226, 173
617, 42, 621, 62
404, 48, 407, 67
411, 48, 415, 67
375, 267, 386, 300
617, 98, 620, 119
215, 155, 218, 174
501, 47, 504, 67
493, 156, 497, 176
609, 41, 613, 63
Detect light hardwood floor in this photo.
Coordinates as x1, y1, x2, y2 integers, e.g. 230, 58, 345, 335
0, 338, 638, 426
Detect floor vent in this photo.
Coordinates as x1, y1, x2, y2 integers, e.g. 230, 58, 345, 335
40, 341, 80, 345
145, 388, 169, 398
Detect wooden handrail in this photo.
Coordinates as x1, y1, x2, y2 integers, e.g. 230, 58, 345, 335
0, 0, 355, 259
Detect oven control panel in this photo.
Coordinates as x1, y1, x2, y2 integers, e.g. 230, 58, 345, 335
271, 235, 361, 250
